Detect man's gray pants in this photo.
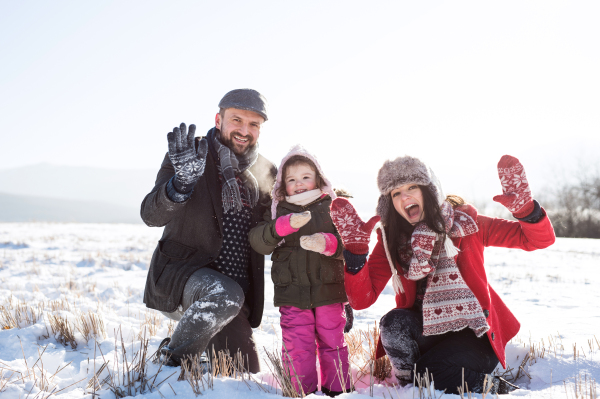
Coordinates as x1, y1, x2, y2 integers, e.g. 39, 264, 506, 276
161, 267, 260, 372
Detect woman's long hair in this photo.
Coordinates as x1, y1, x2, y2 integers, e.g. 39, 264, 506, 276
383, 185, 465, 271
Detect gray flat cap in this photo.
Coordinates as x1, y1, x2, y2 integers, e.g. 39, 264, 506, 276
218, 89, 268, 121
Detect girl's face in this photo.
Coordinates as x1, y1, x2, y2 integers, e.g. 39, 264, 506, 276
391, 184, 425, 225
285, 163, 317, 196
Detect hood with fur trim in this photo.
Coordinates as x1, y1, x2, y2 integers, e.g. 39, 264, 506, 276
375, 155, 445, 219
271, 145, 336, 219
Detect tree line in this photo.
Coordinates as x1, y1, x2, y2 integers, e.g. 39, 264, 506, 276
544, 167, 600, 238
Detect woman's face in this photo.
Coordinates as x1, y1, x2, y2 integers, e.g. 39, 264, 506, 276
391, 184, 425, 225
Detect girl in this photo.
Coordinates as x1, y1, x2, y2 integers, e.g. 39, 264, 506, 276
249, 145, 351, 397
330, 155, 555, 395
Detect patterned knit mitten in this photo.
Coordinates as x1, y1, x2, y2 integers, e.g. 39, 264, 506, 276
492, 155, 534, 218
300, 233, 338, 256
330, 198, 380, 255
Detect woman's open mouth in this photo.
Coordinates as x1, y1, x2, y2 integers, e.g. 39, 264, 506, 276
404, 203, 421, 219
295, 189, 307, 194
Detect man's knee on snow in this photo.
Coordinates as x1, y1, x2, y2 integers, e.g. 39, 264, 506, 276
190, 283, 244, 322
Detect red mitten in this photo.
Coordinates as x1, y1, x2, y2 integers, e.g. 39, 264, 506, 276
492, 155, 534, 218
330, 198, 380, 254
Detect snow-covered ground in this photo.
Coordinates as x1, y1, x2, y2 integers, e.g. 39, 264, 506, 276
0, 222, 599, 399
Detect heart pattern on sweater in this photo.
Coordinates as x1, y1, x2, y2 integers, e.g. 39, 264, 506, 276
449, 274, 458, 281
434, 309, 443, 315
456, 305, 464, 312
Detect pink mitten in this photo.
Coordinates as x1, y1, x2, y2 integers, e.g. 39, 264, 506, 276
330, 198, 380, 255
492, 155, 534, 218
300, 233, 338, 256
275, 211, 312, 236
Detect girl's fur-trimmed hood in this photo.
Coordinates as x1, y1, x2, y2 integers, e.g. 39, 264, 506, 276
271, 145, 336, 219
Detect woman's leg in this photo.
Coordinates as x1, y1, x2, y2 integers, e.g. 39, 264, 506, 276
416, 329, 499, 394
315, 303, 351, 395
380, 309, 499, 392
280, 306, 318, 394
379, 309, 445, 384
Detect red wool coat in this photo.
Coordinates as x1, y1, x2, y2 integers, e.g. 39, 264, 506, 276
344, 204, 556, 368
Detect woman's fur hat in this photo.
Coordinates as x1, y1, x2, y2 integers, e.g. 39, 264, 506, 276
375, 156, 445, 219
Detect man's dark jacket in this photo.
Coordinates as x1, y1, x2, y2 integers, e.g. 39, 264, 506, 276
141, 137, 277, 328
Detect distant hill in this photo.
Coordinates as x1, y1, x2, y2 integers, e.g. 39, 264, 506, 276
0, 163, 157, 209
0, 192, 141, 223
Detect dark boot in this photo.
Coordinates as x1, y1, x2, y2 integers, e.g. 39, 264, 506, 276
490, 376, 519, 394
154, 337, 182, 367
321, 386, 354, 397
395, 369, 412, 387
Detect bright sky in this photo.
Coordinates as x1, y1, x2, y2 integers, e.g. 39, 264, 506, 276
1, 1, 599, 205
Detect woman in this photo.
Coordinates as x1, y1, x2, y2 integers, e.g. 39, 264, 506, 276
330, 155, 555, 395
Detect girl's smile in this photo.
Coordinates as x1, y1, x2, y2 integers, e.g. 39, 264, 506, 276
285, 163, 317, 196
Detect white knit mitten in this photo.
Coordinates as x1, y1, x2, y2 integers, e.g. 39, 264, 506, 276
300, 233, 326, 253
290, 211, 312, 229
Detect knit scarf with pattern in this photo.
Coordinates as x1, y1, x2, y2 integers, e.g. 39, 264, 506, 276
206, 128, 259, 213
405, 202, 489, 337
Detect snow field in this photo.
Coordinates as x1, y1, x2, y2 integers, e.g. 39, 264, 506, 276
0, 222, 599, 398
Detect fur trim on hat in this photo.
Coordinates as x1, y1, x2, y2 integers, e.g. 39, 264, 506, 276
375, 155, 461, 270
271, 145, 336, 219
375, 156, 445, 219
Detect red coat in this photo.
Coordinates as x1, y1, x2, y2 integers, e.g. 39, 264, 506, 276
344, 204, 555, 368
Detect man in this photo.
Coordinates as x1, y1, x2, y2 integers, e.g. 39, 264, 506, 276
140, 89, 277, 372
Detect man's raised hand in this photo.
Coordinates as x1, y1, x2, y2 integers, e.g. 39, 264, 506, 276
167, 123, 208, 194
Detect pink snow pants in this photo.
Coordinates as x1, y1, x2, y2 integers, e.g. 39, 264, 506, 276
279, 303, 351, 394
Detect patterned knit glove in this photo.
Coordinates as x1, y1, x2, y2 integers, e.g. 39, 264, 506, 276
300, 233, 338, 256
167, 123, 208, 194
330, 198, 380, 254
343, 303, 354, 334
492, 155, 534, 218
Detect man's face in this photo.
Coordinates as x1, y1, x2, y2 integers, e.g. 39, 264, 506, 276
215, 108, 264, 155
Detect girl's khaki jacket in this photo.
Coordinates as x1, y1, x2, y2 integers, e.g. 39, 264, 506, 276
249, 195, 347, 309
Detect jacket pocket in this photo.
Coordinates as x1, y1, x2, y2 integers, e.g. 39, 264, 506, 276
271, 249, 293, 287
153, 240, 197, 287
319, 256, 344, 284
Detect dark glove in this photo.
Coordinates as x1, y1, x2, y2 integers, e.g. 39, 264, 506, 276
343, 303, 354, 333
343, 249, 368, 275
516, 199, 543, 223
167, 123, 208, 194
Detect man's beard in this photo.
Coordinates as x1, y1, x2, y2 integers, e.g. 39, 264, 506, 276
218, 129, 256, 156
